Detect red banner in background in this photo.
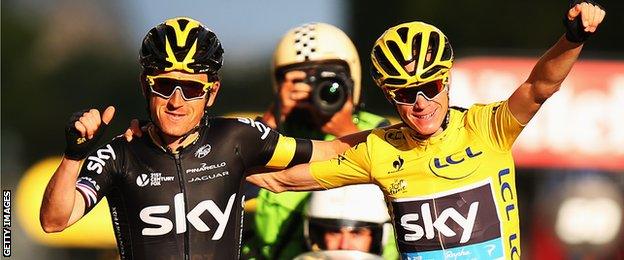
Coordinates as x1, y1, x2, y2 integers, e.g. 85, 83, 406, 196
451, 57, 624, 170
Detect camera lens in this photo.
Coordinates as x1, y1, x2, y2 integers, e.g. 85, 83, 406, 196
319, 82, 343, 104
312, 79, 347, 116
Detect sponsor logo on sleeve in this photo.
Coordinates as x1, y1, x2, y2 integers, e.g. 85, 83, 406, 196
335, 154, 347, 165
76, 177, 100, 208
237, 118, 271, 140
85, 144, 116, 174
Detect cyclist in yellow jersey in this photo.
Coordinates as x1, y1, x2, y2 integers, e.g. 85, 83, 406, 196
247, 1, 606, 259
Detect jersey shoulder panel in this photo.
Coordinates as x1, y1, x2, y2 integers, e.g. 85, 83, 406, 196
208, 116, 311, 169
464, 101, 525, 151
209, 116, 274, 139
207, 117, 279, 149
84, 136, 128, 174
76, 136, 127, 212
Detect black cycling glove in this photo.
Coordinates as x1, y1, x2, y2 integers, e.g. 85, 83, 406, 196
563, 0, 604, 43
64, 109, 108, 160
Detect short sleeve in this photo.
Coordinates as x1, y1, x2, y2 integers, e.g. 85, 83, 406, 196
309, 142, 372, 189
465, 101, 525, 151
227, 118, 312, 171
75, 140, 122, 213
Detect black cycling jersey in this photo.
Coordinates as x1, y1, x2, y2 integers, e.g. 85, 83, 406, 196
75, 117, 312, 260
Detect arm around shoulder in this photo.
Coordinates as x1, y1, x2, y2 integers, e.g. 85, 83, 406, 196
246, 164, 324, 193
309, 129, 372, 161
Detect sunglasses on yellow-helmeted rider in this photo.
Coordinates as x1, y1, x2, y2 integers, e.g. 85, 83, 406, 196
146, 75, 215, 101
387, 80, 447, 105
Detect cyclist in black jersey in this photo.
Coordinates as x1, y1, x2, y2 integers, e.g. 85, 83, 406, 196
40, 17, 363, 260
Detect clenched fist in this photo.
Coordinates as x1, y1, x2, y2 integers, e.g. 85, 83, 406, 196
564, 0, 606, 42
64, 106, 115, 160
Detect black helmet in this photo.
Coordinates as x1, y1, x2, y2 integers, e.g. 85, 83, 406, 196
140, 17, 223, 74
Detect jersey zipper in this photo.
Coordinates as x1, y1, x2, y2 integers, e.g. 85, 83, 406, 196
174, 153, 190, 260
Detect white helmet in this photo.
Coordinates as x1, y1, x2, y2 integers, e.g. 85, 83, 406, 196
272, 22, 362, 105
304, 184, 391, 255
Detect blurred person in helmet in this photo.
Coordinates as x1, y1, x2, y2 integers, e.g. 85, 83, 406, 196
304, 185, 392, 255
242, 23, 396, 260
247, 2, 606, 259
40, 17, 362, 259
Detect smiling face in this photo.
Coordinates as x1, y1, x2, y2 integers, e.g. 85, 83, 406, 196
147, 70, 220, 140
394, 88, 449, 139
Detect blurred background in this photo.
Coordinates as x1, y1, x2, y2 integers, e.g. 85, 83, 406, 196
2, 0, 623, 259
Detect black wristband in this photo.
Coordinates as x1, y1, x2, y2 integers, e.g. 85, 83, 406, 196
288, 138, 313, 167
64, 109, 109, 160
563, 0, 604, 43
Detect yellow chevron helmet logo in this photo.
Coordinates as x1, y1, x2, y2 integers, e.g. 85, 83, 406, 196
164, 17, 200, 73
140, 17, 224, 74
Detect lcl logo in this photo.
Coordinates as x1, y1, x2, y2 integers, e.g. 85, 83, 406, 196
429, 147, 483, 179
433, 147, 482, 168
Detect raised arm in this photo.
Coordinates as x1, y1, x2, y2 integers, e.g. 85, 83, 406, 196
508, 1, 605, 124
40, 106, 114, 232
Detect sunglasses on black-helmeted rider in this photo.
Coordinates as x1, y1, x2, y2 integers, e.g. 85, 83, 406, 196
146, 75, 215, 101
387, 80, 447, 105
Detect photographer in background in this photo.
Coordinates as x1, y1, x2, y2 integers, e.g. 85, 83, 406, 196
261, 22, 389, 140
242, 23, 396, 259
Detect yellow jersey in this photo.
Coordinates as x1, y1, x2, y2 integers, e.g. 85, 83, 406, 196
310, 101, 524, 260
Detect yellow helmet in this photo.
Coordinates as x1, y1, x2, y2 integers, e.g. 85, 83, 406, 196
272, 23, 362, 105
370, 21, 453, 90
